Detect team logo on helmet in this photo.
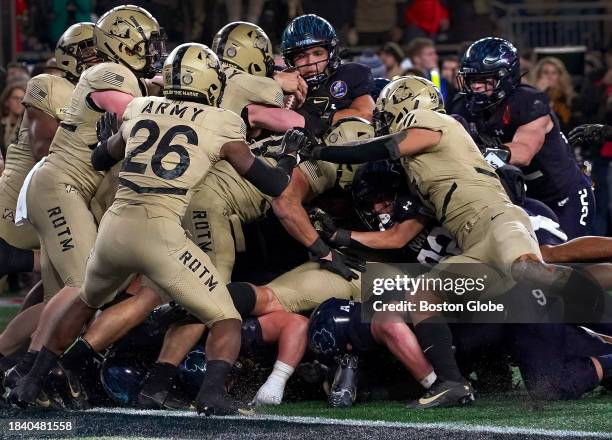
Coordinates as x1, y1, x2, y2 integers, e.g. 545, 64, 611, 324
108, 17, 132, 39
392, 84, 415, 104
312, 328, 337, 354
330, 80, 348, 98
182, 73, 193, 85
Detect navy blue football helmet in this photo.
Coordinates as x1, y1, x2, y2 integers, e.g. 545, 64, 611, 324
457, 37, 521, 113
176, 345, 207, 391
352, 160, 408, 230
100, 357, 148, 406
308, 298, 355, 357
280, 14, 340, 85
371, 77, 391, 101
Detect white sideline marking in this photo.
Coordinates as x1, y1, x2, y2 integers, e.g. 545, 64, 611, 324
85, 407, 612, 438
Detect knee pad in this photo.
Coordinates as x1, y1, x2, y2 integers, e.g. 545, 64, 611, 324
240, 317, 263, 357
227, 282, 256, 318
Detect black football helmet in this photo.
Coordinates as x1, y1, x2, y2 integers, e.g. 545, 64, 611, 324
308, 298, 355, 358
351, 160, 408, 230
457, 37, 521, 114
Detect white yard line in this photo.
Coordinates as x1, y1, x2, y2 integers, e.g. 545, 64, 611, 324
85, 407, 612, 438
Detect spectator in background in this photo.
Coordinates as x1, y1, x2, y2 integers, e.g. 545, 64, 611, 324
0, 82, 26, 160
402, 0, 449, 42
406, 37, 453, 103
533, 56, 576, 131
357, 51, 387, 79
5, 62, 30, 84
441, 54, 459, 92
379, 42, 405, 79
50, 0, 92, 45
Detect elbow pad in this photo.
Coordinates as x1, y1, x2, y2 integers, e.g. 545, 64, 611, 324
91, 140, 120, 171
243, 156, 291, 197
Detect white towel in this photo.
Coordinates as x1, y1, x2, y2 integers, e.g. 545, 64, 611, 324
15, 157, 46, 225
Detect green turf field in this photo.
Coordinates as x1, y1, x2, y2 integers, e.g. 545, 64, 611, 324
0, 303, 611, 438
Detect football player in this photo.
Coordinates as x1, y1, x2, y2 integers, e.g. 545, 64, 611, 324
0, 22, 98, 366
290, 75, 604, 408
134, 117, 374, 409
451, 38, 594, 239
8, 43, 299, 415
4, 5, 166, 404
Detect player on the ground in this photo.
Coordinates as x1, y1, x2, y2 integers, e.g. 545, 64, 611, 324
451, 37, 594, 239
8, 43, 300, 415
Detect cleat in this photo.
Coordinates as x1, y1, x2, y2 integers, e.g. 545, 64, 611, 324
135, 389, 168, 410
7, 376, 47, 409
196, 390, 254, 416
3, 365, 25, 398
328, 354, 358, 408
48, 366, 90, 410
407, 379, 475, 409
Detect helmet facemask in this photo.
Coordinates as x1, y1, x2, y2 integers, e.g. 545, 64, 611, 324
58, 37, 99, 81
284, 43, 338, 86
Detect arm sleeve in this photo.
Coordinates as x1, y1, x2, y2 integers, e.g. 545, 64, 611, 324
312, 131, 405, 164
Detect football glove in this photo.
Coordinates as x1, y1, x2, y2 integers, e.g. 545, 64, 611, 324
95, 112, 118, 145
314, 248, 365, 281
309, 208, 351, 247
568, 124, 612, 149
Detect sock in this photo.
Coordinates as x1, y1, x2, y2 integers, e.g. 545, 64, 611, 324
142, 362, 177, 394
254, 360, 294, 405
60, 338, 96, 372
596, 354, 612, 381
414, 316, 463, 382
15, 350, 38, 376
419, 371, 437, 389
200, 360, 231, 395
0, 238, 34, 274
24, 347, 58, 385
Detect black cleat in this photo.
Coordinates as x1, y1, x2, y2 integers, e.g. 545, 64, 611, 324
3, 366, 24, 399
328, 354, 358, 408
7, 376, 48, 409
407, 379, 475, 409
48, 366, 90, 410
196, 390, 254, 416
135, 388, 168, 410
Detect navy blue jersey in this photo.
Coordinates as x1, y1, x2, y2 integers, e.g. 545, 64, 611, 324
451, 85, 584, 202
302, 62, 373, 117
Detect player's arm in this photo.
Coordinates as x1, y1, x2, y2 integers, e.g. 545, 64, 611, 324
332, 94, 375, 123
540, 236, 612, 263
27, 107, 59, 160
506, 115, 553, 166
90, 90, 136, 125
245, 104, 305, 132
221, 140, 294, 197
271, 167, 320, 249
351, 219, 426, 249
301, 128, 441, 164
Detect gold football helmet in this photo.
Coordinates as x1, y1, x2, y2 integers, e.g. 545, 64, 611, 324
162, 43, 226, 107
373, 75, 445, 135
323, 117, 375, 190
94, 5, 166, 78
211, 22, 274, 77
55, 22, 99, 82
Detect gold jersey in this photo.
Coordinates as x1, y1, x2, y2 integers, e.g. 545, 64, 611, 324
220, 66, 284, 115
1, 74, 74, 200
45, 62, 143, 197
399, 109, 511, 239
114, 96, 247, 219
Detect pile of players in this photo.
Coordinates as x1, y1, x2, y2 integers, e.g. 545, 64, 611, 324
0, 4, 610, 416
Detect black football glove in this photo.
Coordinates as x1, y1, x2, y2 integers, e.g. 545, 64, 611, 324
315, 248, 366, 281
95, 112, 118, 144
309, 208, 351, 247
568, 124, 612, 149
